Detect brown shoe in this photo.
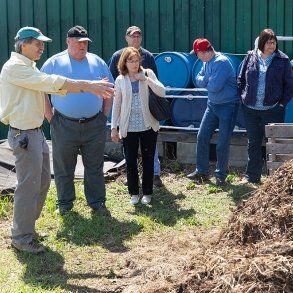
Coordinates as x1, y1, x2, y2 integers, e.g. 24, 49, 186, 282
153, 175, 163, 187
11, 240, 46, 254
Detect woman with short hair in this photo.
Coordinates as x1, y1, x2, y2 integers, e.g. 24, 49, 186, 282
238, 28, 293, 183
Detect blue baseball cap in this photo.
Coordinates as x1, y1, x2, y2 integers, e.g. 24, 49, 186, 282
15, 27, 52, 42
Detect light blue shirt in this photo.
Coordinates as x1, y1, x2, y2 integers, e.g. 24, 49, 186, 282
127, 80, 148, 132
41, 50, 114, 118
248, 50, 276, 110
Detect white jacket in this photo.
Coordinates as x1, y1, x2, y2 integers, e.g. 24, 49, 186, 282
111, 68, 165, 138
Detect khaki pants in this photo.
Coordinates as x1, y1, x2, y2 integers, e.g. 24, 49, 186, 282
8, 128, 51, 244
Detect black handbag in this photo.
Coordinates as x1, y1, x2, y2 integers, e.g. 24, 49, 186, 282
146, 72, 171, 121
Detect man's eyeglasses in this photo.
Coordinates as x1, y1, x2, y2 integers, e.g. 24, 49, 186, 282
128, 34, 141, 39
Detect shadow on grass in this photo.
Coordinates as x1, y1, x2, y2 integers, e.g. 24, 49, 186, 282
132, 186, 196, 226
14, 248, 115, 292
131, 168, 258, 226
203, 179, 258, 205
56, 211, 141, 252
227, 182, 257, 204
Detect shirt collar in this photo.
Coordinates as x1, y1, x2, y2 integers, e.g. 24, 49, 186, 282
257, 49, 275, 62
11, 52, 36, 68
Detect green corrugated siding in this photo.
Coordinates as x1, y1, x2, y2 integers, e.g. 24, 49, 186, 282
284, 0, 293, 55
1, 0, 293, 137
1, 0, 293, 67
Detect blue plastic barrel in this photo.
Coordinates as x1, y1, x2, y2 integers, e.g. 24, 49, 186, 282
171, 95, 207, 128
155, 52, 197, 93
285, 98, 293, 123
191, 54, 241, 87
191, 59, 207, 95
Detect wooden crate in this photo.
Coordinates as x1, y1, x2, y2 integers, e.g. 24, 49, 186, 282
157, 130, 248, 166
265, 123, 293, 174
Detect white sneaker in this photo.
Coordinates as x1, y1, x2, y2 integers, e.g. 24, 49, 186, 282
130, 195, 139, 205
141, 195, 151, 204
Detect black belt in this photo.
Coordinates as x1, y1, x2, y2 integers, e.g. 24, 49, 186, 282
56, 110, 100, 123
10, 126, 41, 131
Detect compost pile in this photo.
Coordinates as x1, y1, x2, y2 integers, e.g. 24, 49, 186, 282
150, 160, 293, 293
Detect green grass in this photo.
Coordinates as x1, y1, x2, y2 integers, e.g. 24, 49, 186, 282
0, 161, 257, 292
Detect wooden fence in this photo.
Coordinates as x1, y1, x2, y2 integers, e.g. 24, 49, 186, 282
265, 123, 293, 174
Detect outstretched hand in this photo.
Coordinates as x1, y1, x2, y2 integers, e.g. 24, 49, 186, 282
91, 79, 115, 99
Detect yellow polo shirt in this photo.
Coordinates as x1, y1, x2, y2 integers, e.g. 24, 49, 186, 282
0, 52, 66, 130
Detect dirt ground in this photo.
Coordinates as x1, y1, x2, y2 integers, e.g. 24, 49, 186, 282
137, 160, 293, 293
107, 160, 293, 293
0, 209, 220, 293
1, 160, 293, 293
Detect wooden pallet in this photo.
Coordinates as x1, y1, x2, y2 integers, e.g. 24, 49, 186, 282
265, 123, 293, 174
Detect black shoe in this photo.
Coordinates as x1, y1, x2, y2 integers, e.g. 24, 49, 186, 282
187, 171, 209, 182
215, 178, 225, 186
153, 175, 163, 187
241, 176, 261, 184
92, 203, 111, 216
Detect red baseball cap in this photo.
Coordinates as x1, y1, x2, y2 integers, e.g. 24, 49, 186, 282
193, 38, 212, 53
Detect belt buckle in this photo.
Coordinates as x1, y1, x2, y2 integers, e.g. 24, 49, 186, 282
78, 118, 86, 123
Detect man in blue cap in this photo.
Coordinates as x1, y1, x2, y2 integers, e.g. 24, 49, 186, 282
0, 26, 114, 253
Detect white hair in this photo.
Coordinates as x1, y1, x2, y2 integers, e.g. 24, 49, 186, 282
14, 37, 34, 53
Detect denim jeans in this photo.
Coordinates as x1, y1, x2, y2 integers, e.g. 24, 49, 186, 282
196, 100, 239, 180
153, 145, 161, 176
242, 104, 285, 182
122, 129, 157, 195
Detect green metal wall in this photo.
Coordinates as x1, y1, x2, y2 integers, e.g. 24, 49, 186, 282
1, 0, 293, 138
1, 0, 293, 68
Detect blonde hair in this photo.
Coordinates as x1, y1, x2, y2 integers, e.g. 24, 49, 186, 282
118, 47, 143, 76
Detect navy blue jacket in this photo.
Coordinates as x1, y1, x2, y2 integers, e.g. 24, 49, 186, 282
109, 47, 157, 80
237, 50, 293, 107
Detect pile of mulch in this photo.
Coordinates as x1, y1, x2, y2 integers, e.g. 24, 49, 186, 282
220, 159, 293, 245
145, 160, 293, 293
